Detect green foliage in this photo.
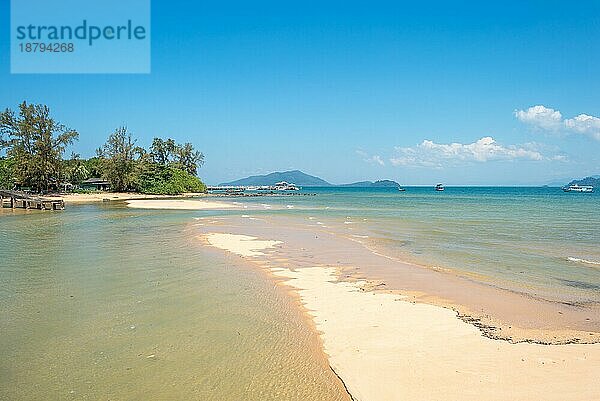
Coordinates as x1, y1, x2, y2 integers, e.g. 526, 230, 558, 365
174, 142, 204, 175
97, 127, 140, 192
124, 136, 206, 194
136, 165, 206, 195
0, 102, 79, 192
61, 153, 91, 184
0, 102, 207, 195
150, 137, 204, 175
83, 157, 102, 178
149, 137, 177, 166
0, 157, 16, 189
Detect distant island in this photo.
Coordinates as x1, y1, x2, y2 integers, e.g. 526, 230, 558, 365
220, 170, 332, 187
220, 170, 401, 188
569, 175, 600, 187
339, 179, 401, 188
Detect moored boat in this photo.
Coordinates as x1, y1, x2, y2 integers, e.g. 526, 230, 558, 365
562, 184, 594, 193
273, 181, 300, 191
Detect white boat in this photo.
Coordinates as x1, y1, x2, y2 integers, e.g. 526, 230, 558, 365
435, 183, 445, 191
273, 181, 300, 191
562, 184, 594, 193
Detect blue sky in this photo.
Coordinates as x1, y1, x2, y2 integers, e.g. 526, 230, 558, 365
1, 0, 599, 185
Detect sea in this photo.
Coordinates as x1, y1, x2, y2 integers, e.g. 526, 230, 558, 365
234, 186, 600, 303
1, 186, 599, 399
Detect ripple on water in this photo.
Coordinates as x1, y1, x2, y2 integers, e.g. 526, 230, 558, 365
0, 206, 350, 401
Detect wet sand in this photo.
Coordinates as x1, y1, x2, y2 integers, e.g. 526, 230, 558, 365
126, 199, 240, 210
50, 192, 205, 204
199, 224, 600, 401
196, 214, 600, 344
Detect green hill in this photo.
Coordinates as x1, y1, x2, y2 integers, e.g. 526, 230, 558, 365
340, 179, 401, 188
220, 170, 332, 187
220, 171, 402, 188
569, 176, 600, 187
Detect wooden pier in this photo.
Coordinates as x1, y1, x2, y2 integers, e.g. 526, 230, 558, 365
0, 190, 65, 211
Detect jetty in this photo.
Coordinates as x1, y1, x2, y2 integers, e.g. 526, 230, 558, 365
207, 186, 246, 194
208, 182, 301, 193
0, 190, 65, 211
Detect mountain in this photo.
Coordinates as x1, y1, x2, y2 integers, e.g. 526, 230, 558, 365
220, 170, 332, 187
370, 179, 401, 187
340, 179, 401, 188
339, 181, 372, 187
569, 176, 600, 187
220, 171, 403, 188
544, 175, 600, 187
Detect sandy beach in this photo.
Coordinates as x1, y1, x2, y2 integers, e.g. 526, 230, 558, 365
126, 198, 240, 210
195, 215, 599, 344
125, 198, 291, 211
48, 192, 206, 204
200, 228, 600, 401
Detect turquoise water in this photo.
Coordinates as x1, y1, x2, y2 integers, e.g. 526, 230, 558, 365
226, 187, 600, 303
2, 187, 598, 398
0, 204, 349, 400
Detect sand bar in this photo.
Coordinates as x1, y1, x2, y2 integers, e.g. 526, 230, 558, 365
197, 215, 599, 344
205, 233, 282, 256
126, 199, 239, 210
47, 192, 205, 204
204, 232, 600, 401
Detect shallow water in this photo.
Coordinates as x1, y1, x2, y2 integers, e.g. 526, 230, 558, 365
2, 187, 599, 398
222, 187, 600, 304
0, 204, 349, 400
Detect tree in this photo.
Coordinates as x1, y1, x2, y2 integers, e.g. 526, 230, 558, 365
149, 137, 204, 175
149, 137, 176, 166
97, 126, 139, 192
0, 102, 78, 192
174, 142, 204, 175
62, 153, 90, 184
135, 164, 206, 195
83, 157, 102, 178
0, 157, 15, 189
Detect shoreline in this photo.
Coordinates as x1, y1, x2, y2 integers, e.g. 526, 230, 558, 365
194, 231, 355, 400
126, 198, 239, 210
42, 192, 207, 205
43, 191, 316, 206
192, 213, 599, 345
198, 228, 600, 401
123, 199, 599, 344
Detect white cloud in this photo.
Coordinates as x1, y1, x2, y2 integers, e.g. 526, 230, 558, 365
356, 150, 385, 166
371, 155, 385, 166
515, 105, 600, 141
514, 105, 563, 130
564, 114, 600, 141
390, 137, 544, 168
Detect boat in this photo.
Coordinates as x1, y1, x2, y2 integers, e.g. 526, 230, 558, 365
435, 183, 445, 191
562, 184, 594, 193
398, 187, 406, 192
273, 181, 300, 191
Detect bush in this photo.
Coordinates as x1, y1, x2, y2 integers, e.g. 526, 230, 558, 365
136, 165, 206, 195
